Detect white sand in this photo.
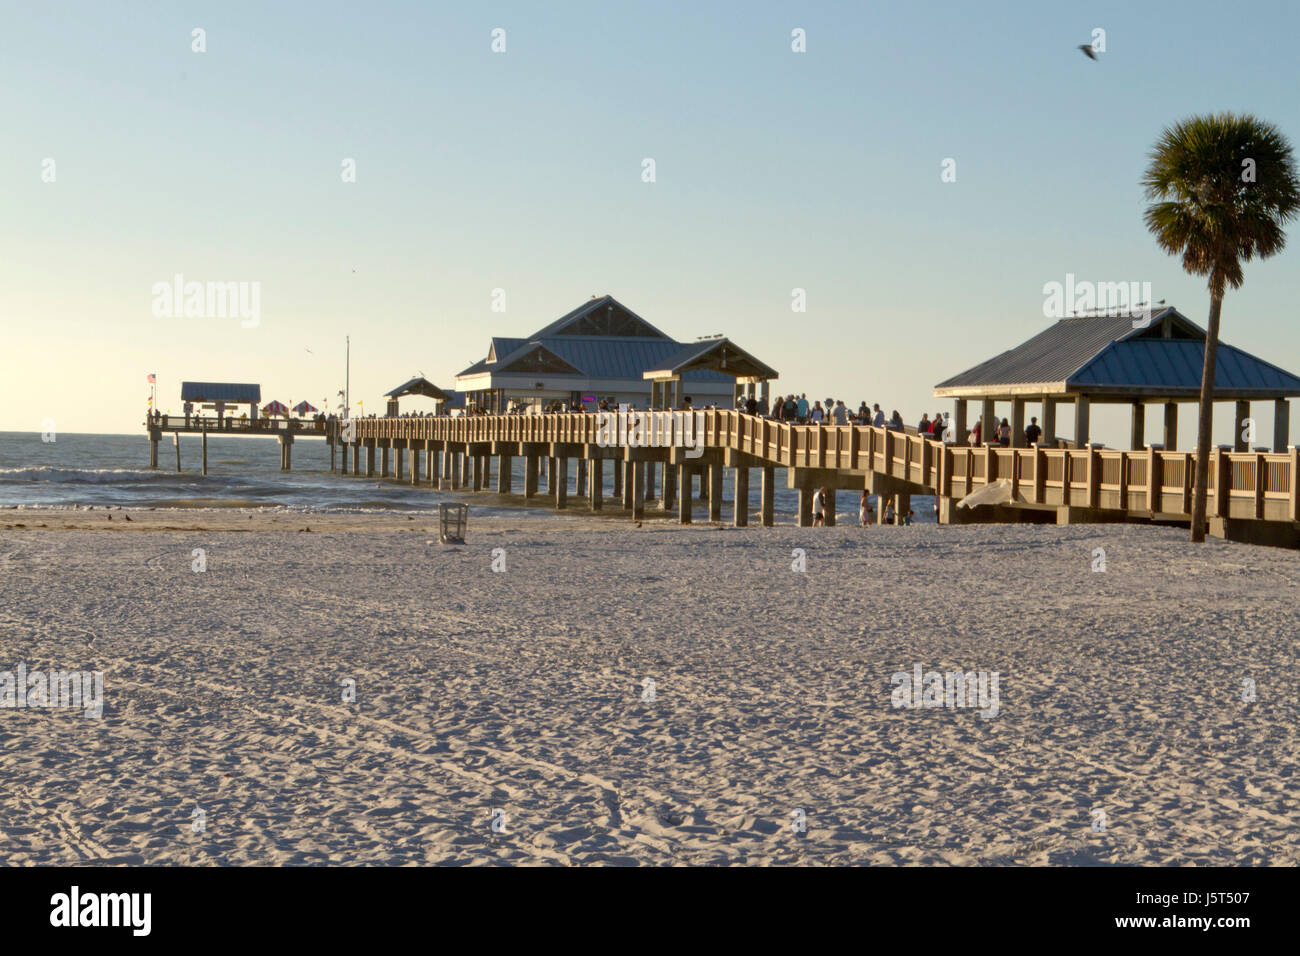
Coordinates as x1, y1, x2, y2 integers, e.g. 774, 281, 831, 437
1, 509, 1297, 865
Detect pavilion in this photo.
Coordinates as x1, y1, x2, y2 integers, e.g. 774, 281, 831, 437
180, 382, 261, 422
642, 336, 779, 409
933, 308, 1300, 452
454, 295, 768, 411
384, 376, 452, 416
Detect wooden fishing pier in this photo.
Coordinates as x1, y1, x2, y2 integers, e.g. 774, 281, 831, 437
145, 414, 327, 474
337, 411, 1300, 547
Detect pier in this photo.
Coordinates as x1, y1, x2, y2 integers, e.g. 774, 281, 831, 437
145, 414, 327, 474
342, 410, 1300, 547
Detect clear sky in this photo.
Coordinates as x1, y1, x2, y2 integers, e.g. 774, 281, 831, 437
4, 0, 1299, 447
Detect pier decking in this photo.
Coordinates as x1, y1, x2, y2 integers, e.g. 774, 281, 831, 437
339, 411, 1300, 547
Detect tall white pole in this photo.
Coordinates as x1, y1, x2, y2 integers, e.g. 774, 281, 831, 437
345, 335, 350, 419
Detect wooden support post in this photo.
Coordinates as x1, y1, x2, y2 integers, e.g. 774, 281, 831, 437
760, 466, 775, 526
354, 443, 362, 476
896, 492, 909, 525
1086, 445, 1100, 508
678, 464, 692, 524
590, 458, 603, 510
981, 399, 996, 445
1060, 449, 1071, 506
1147, 446, 1160, 514
381, 444, 390, 478
632, 461, 644, 520
825, 488, 837, 526
471, 453, 482, 491
524, 455, 538, 498
482, 455, 491, 488
554, 458, 568, 509
797, 476, 813, 527
1075, 395, 1091, 447
497, 454, 512, 494
395, 447, 404, 481
1254, 452, 1265, 520
1011, 399, 1026, 448
661, 459, 677, 511
1290, 446, 1300, 522
1214, 449, 1231, 517
1164, 402, 1178, 450
645, 461, 656, 501
1234, 401, 1250, 452
623, 461, 634, 510
576, 458, 587, 497
1274, 399, 1290, 453
708, 462, 722, 521
329, 434, 335, 472
1033, 446, 1046, 504
954, 400, 968, 447
733, 467, 749, 527
612, 458, 623, 498
1181, 452, 1192, 516
202, 430, 208, 476
1041, 397, 1056, 446
174, 433, 182, 472
1130, 402, 1145, 451
150, 435, 159, 468
410, 446, 420, 484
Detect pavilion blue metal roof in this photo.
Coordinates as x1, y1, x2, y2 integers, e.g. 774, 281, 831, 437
181, 382, 261, 403
934, 308, 1300, 398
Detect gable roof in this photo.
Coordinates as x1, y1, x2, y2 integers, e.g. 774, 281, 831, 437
384, 377, 451, 401
934, 308, 1300, 398
644, 337, 779, 381
527, 295, 673, 340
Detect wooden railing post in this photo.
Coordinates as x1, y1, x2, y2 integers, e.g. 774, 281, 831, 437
1254, 452, 1266, 520
1147, 447, 1159, 516
1291, 447, 1300, 522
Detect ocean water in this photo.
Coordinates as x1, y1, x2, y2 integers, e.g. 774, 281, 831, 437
0, 431, 938, 521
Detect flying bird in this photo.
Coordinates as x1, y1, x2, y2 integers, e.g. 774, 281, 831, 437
1078, 44, 1098, 60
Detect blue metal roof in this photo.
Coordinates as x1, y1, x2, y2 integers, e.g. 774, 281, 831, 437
1071, 339, 1300, 394
181, 382, 261, 402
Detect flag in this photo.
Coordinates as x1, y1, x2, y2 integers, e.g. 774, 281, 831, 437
147, 373, 156, 383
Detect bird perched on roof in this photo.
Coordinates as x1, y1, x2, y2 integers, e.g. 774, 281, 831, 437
1078, 44, 1099, 60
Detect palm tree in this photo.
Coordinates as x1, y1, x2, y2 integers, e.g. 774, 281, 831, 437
1142, 113, 1300, 541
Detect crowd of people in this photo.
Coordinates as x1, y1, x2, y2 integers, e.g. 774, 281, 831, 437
346, 393, 1047, 450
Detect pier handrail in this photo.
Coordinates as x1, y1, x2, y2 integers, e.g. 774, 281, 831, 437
346, 410, 1299, 524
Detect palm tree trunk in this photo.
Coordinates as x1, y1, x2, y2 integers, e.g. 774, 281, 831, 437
1190, 294, 1224, 542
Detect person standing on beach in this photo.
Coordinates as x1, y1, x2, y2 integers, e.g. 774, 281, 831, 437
859, 490, 872, 526
812, 487, 826, 526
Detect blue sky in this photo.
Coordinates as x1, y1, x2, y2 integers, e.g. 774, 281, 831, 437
3, 0, 1299, 446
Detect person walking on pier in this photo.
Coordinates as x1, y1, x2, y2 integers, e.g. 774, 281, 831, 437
1025, 416, 1042, 445
833, 400, 848, 425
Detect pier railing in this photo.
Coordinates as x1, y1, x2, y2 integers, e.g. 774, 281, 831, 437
349, 411, 1300, 523
149, 415, 328, 435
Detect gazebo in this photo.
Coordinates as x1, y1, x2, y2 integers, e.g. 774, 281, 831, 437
934, 307, 1300, 452
642, 337, 779, 410
384, 377, 452, 416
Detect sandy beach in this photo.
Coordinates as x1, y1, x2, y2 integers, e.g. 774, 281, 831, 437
1, 509, 1296, 865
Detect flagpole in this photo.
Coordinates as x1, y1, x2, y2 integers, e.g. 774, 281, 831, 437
345, 336, 350, 420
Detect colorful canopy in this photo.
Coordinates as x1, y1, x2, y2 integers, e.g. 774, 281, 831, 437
292, 400, 318, 414
262, 400, 289, 416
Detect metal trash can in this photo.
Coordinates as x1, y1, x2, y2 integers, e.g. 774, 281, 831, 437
438, 503, 467, 544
